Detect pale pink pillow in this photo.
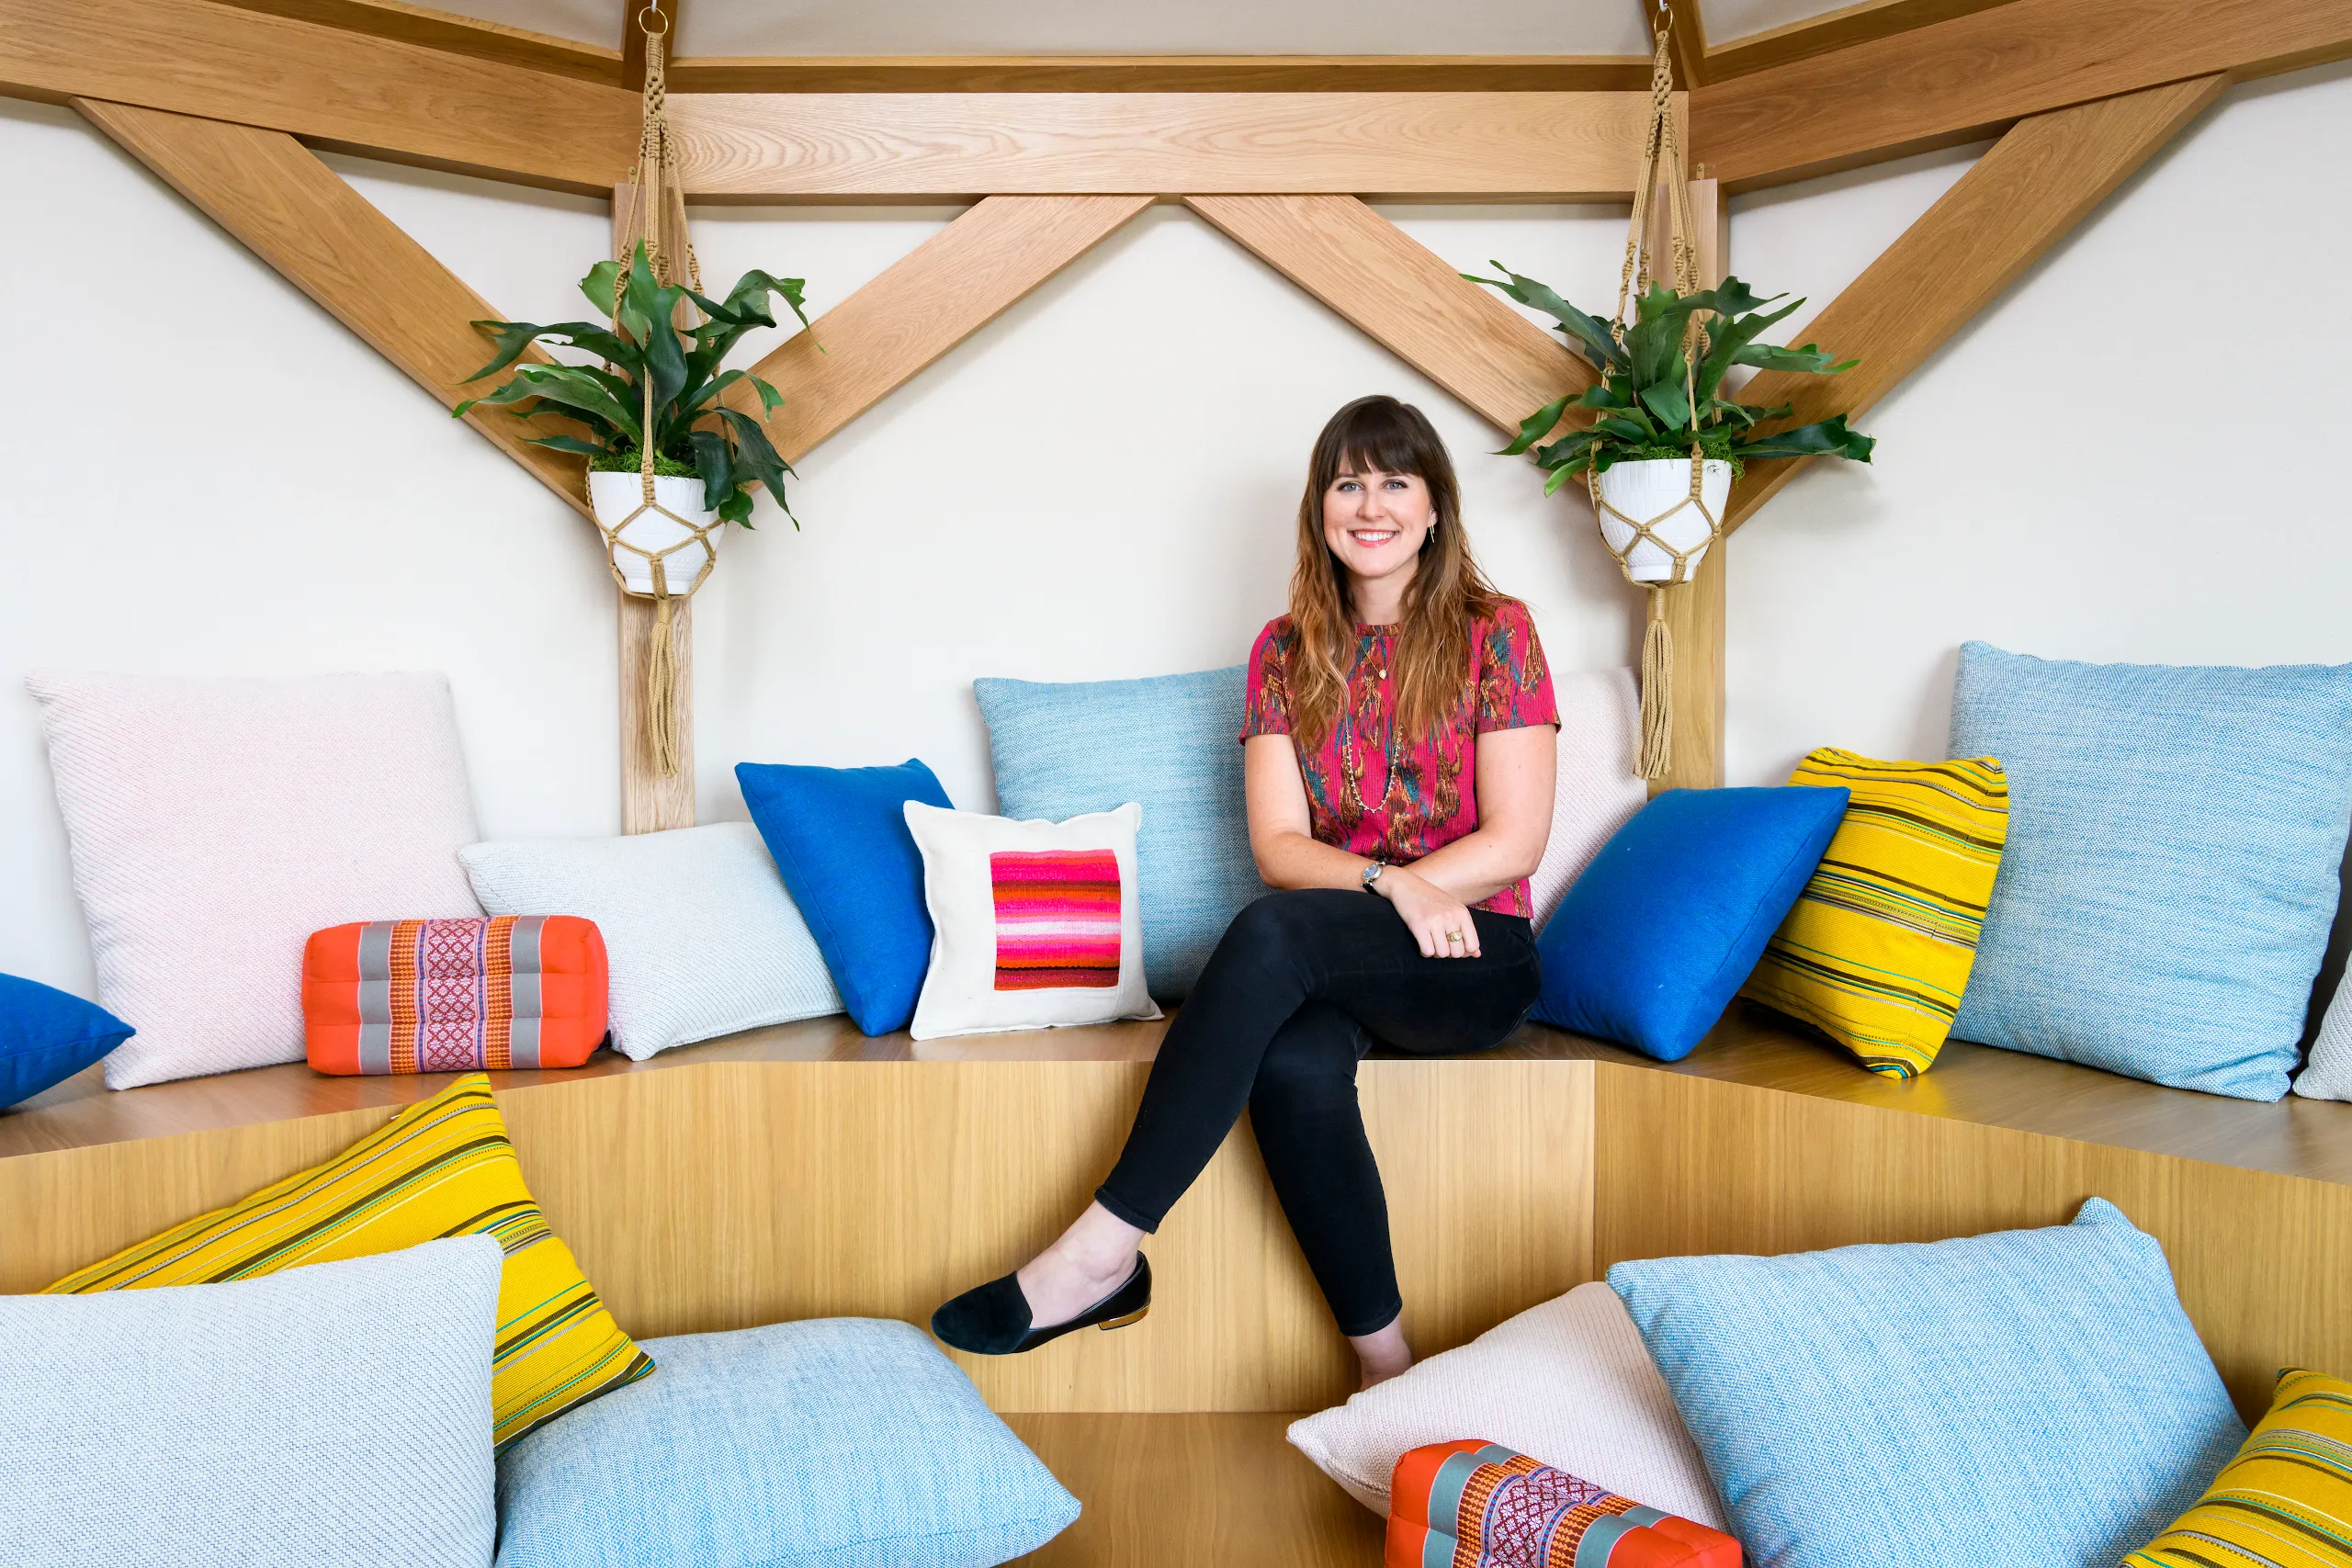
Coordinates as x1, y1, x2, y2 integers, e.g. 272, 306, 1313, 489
1528, 669, 1648, 931
28, 672, 482, 1089
1286, 1280, 1724, 1524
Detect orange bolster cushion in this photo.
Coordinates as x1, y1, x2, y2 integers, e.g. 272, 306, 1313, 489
303, 915, 608, 1075
1388, 1440, 1741, 1568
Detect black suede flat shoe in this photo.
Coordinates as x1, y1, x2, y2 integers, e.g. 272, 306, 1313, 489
931, 1255, 1151, 1355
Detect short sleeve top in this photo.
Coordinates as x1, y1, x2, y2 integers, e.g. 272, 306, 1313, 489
1240, 596, 1558, 917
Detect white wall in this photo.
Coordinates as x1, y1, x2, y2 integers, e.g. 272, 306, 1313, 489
5, 63, 2347, 997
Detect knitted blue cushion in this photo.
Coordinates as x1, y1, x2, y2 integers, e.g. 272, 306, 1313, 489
736, 760, 953, 1036
0, 972, 132, 1108
493, 1318, 1079, 1568
1530, 786, 1848, 1060
1950, 643, 2352, 1100
977, 667, 1264, 999
1609, 1200, 2245, 1568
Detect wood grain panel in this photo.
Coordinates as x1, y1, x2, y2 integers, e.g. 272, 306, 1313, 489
671, 93, 1657, 200
6, 0, 633, 193
669, 57, 1654, 95
1185, 195, 1594, 438
206, 0, 621, 84
1723, 76, 2221, 531
1692, 0, 2345, 189
77, 98, 592, 514
611, 179, 699, 834
0, 1056, 1597, 1415
1593, 1061, 2352, 1419
723, 195, 1152, 462
1007, 1414, 1383, 1565
1703, 0, 2023, 82
1648, 177, 1728, 793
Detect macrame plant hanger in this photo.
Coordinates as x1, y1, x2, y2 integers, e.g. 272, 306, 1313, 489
1595, 0, 1715, 781
605, 2, 712, 780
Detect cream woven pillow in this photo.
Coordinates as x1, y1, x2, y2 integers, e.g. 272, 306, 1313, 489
1286, 1280, 1725, 1525
903, 800, 1161, 1041
459, 822, 842, 1060
28, 671, 482, 1089
1528, 670, 1649, 931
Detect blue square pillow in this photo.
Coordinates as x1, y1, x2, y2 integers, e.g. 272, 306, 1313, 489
1950, 642, 2352, 1100
492, 1318, 1079, 1568
976, 667, 1265, 998
1, 973, 132, 1108
1609, 1199, 2246, 1568
736, 760, 953, 1036
1531, 786, 1848, 1060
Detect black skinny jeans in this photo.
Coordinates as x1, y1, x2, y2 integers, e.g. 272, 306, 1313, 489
1095, 887, 1542, 1337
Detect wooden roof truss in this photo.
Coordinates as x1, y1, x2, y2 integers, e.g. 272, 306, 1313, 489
9, 0, 2339, 816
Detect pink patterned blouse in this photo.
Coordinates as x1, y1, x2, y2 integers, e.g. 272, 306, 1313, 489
1241, 597, 1558, 918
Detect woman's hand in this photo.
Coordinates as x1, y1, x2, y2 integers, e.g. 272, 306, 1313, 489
1374, 866, 1482, 959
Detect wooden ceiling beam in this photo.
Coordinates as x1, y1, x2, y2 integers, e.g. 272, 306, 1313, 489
668, 56, 1655, 94
200, 0, 619, 84
1701, 0, 2022, 83
673, 92, 1660, 201
74, 97, 592, 515
1723, 74, 2224, 532
723, 195, 1154, 464
1694, 0, 2351, 191
1184, 194, 1593, 438
2, 0, 634, 194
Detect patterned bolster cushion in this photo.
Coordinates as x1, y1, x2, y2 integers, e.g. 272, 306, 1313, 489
1386, 1441, 1741, 1568
303, 916, 608, 1074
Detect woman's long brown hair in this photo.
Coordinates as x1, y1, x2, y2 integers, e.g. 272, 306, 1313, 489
1286, 395, 1499, 753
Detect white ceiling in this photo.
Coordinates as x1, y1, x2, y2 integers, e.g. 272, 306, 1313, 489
429, 0, 1860, 57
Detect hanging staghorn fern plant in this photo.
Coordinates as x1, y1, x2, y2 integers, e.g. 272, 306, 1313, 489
454, 239, 813, 528
1467, 267, 1876, 490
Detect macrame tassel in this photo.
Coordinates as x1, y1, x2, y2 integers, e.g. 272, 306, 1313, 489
647, 589, 680, 778
1638, 587, 1675, 781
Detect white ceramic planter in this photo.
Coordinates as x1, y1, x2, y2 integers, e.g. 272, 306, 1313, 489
1591, 457, 1732, 583
588, 470, 721, 596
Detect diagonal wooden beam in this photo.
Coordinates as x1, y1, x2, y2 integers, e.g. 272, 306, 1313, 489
1693, 0, 2347, 191
1183, 195, 1593, 439
75, 97, 591, 515
723, 195, 1153, 463
205, 0, 621, 84
1703, 0, 2022, 83
1724, 74, 2223, 531
7, 0, 634, 194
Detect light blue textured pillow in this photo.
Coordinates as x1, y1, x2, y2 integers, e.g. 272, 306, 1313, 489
0, 1235, 501, 1568
493, 1317, 1079, 1568
1609, 1199, 2245, 1568
977, 667, 1265, 998
1951, 642, 2352, 1100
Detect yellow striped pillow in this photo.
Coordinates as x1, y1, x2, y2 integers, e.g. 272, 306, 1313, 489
45, 1072, 650, 1450
2129, 1367, 2352, 1567
1740, 749, 2007, 1077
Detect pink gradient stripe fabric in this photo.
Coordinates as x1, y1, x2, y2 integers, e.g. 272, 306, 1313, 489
990, 850, 1122, 990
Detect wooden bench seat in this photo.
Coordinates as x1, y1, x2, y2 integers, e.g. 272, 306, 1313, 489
11, 1005, 2349, 1188
6, 1007, 2348, 1567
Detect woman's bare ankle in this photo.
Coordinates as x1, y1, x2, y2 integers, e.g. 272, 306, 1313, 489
1350, 1318, 1414, 1390
1012, 1202, 1144, 1327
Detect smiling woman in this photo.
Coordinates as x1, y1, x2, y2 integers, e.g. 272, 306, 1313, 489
932, 394, 1562, 1393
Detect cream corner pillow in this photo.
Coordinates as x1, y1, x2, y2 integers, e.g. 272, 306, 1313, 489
28, 671, 482, 1089
903, 800, 1161, 1041
2292, 964, 2352, 1100
1285, 1280, 1725, 1526
458, 821, 842, 1060
1529, 669, 1648, 931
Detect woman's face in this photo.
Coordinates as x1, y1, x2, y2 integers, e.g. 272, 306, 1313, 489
1320, 462, 1433, 594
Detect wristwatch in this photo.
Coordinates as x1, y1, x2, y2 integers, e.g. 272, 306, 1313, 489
1361, 862, 1386, 895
